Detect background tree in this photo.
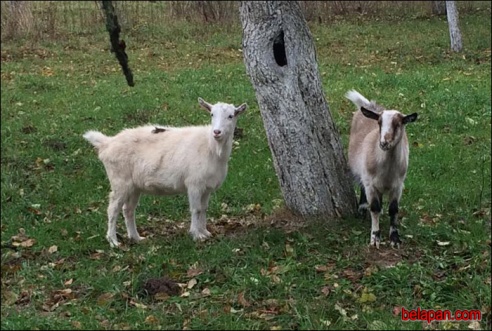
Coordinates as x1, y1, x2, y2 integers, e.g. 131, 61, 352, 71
431, 1, 447, 16
101, 0, 134, 86
446, 1, 463, 52
239, 1, 357, 219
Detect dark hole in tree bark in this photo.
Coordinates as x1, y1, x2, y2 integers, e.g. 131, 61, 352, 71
273, 30, 287, 67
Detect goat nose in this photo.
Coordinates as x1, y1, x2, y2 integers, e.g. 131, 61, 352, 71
213, 130, 221, 135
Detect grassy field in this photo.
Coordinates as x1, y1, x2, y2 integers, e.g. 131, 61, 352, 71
1, 4, 491, 330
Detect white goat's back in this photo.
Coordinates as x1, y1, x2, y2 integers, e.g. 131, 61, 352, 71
91, 125, 228, 196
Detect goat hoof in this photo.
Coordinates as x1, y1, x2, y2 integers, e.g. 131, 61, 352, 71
370, 230, 381, 249
389, 232, 402, 249
369, 239, 381, 249
107, 236, 121, 248
190, 229, 212, 241
129, 236, 146, 243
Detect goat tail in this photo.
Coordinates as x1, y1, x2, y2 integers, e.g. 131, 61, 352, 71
345, 90, 371, 109
83, 130, 110, 148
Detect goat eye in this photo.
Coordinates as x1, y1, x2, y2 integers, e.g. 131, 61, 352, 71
228, 115, 233, 119
210, 113, 214, 117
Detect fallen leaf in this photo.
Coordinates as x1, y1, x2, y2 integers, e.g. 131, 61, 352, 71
369, 320, 387, 330
315, 265, 330, 273
48, 245, 58, 254
145, 315, 159, 324
71, 321, 82, 329
2, 290, 18, 305
334, 303, 347, 318
230, 307, 243, 314
321, 286, 331, 297
238, 291, 250, 307
18, 238, 36, 247
187, 264, 204, 278
271, 275, 282, 284
187, 278, 197, 289
437, 240, 450, 246
97, 292, 114, 306
364, 266, 378, 277
154, 292, 170, 301
359, 288, 377, 303
285, 243, 294, 256
90, 250, 104, 260
468, 320, 481, 330
64, 278, 73, 286
342, 268, 362, 282
131, 301, 147, 309
201, 288, 211, 297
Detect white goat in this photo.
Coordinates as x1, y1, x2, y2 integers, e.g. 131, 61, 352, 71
346, 90, 418, 248
83, 98, 247, 247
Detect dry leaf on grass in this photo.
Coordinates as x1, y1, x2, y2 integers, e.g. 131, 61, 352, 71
238, 291, 251, 307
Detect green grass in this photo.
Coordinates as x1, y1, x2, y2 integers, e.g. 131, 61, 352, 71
2, 7, 491, 331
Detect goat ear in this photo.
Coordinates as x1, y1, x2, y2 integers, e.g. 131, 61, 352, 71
198, 97, 212, 112
234, 103, 247, 117
403, 112, 418, 124
360, 107, 379, 121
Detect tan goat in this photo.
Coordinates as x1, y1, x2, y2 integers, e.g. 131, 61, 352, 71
346, 90, 418, 248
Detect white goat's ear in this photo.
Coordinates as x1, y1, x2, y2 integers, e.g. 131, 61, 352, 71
198, 97, 213, 113
234, 103, 247, 117
403, 112, 418, 124
360, 107, 379, 121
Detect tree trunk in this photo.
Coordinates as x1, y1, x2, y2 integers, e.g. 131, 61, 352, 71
446, 1, 463, 52
239, 1, 357, 219
431, 1, 446, 16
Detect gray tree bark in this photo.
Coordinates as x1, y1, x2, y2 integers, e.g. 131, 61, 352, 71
446, 1, 463, 52
239, 1, 357, 219
431, 1, 446, 16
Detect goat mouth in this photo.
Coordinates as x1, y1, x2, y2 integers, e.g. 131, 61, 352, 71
379, 144, 391, 151
213, 134, 222, 140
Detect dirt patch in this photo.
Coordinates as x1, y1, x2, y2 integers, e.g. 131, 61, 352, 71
140, 277, 181, 297
363, 242, 424, 269
364, 246, 405, 268
263, 208, 307, 233
43, 139, 67, 151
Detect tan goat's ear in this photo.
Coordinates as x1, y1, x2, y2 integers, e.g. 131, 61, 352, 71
360, 107, 379, 121
403, 113, 418, 124
198, 97, 213, 113
234, 103, 247, 117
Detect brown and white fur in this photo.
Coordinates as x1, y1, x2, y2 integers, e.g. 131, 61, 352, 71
346, 90, 417, 248
83, 98, 247, 248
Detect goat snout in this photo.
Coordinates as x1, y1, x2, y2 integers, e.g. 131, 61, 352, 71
213, 130, 222, 138
379, 141, 390, 151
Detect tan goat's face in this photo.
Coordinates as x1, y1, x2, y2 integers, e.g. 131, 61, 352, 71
361, 107, 418, 151
198, 98, 247, 141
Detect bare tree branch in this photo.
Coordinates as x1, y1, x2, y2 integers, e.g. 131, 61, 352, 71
101, 1, 134, 86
